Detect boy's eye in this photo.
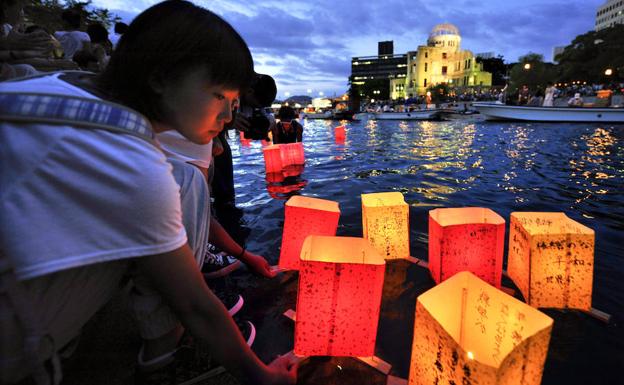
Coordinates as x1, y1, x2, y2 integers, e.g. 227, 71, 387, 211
213, 93, 225, 100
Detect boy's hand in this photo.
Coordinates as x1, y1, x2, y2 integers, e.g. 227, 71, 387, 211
243, 252, 275, 278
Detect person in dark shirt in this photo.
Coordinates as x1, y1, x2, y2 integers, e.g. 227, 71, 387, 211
272, 105, 303, 144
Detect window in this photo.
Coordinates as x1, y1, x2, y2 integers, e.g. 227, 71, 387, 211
442, 66, 448, 75
425, 52, 428, 58
442, 52, 447, 59
424, 79, 427, 87
425, 63, 428, 72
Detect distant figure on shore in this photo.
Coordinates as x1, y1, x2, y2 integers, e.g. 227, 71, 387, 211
54, 8, 90, 60
272, 105, 303, 144
568, 93, 584, 107
543, 82, 557, 107
109, 22, 128, 48
518, 85, 530, 105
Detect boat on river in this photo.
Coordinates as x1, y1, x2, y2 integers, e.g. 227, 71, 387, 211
302, 110, 333, 119
353, 109, 442, 121
473, 102, 624, 123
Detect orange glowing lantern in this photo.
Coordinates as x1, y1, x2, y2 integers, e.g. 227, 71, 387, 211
507, 212, 594, 310
408, 271, 553, 385
280, 142, 305, 167
335, 125, 346, 141
361, 192, 410, 260
428, 207, 505, 288
262, 144, 283, 173
240, 131, 252, 147
278, 196, 340, 270
295, 236, 386, 356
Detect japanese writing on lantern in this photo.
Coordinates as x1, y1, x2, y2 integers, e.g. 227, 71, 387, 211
474, 290, 490, 334
492, 303, 509, 363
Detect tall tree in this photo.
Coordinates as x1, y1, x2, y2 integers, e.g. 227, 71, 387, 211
556, 24, 624, 83
509, 53, 557, 93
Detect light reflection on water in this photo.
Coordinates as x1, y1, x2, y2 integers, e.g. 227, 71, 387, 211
229, 117, 624, 315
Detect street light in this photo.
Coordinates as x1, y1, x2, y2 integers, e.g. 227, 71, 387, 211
524, 63, 531, 70
605, 68, 613, 76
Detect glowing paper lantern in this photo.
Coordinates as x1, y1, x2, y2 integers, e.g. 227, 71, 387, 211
335, 125, 346, 141
279, 196, 340, 270
282, 164, 304, 178
240, 131, 252, 147
361, 192, 410, 260
262, 144, 283, 173
408, 271, 553, 385
295, 236, 385, 356
428, 207, 505, 288
507, 212, 594, 310
280, 142, 305, 167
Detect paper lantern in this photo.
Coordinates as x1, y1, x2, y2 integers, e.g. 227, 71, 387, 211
280, 142, 305, 167
265, 171, 285, 184
279, 196, 340, 270
507, 212, 594, 310
282, 164, 304, 178
262, 144, 283, 173
428, 207, 505, 288
240, 131, 252, 147
295, 236, 386, 356
408, 271, 553, 385
335, 125, 346, 141
361, 192, 410, 260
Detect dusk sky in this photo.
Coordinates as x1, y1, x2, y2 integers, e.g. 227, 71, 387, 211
95, 0, 605, 98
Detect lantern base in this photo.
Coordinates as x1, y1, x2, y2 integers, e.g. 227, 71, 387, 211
283, 309, 393, 375
386, 375, 408, 385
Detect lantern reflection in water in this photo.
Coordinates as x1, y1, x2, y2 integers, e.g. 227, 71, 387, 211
295, 236, 385, 357
429, 207, 505, 288
335, 125, 346, 144
409, 271, 553, 385
361, 192, 410, 260
508, 212, 594, 310
279, 196, 340, 270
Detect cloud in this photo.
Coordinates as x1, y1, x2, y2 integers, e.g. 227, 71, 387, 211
96, 0, 605, 96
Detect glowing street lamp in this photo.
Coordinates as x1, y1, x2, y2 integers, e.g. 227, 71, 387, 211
604, 68, 613, 76
523, 63, 531, 70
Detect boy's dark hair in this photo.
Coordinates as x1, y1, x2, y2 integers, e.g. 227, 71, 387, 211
114, 22, 129, 34
87, 23, 109, 44
278, 105, 296, 120
61, 8, 82, 30
99, 0, 254, 124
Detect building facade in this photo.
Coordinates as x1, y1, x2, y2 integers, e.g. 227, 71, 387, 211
596, 0, 624, 30
350, 41, 407, 99
391, 24, 491, 99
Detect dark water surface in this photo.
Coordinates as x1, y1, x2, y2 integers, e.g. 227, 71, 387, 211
227, 117, 624, 385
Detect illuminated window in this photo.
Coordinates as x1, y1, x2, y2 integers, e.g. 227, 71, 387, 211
442, 52, 447, 59
442, 66, 447, 75
424, 78, 427, 87
425, 63, 428, 72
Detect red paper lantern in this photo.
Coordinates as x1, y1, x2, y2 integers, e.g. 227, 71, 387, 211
280, 142, 305, 167
295, 236, 386, 357
263, 144, 283, 173
429, 207, 505, 288
279, 196, 340, 270
335, 125, 346, 141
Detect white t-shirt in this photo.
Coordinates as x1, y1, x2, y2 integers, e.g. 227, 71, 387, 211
0, 74, 187, 280
54, 30, 90, 60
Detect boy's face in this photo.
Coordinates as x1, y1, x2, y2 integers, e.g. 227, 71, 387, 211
159, 67, 239, 145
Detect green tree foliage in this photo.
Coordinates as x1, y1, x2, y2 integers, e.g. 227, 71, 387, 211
476, 55, 509, 86
508, 53, 557, 93
426, 83, 450, 104
24, 0, 120, 33
556, 24, 624, 82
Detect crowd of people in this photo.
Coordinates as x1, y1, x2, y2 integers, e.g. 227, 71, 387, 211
1, 1, 300, 384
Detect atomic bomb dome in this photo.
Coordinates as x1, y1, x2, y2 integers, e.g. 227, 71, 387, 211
427, 23, 461, 51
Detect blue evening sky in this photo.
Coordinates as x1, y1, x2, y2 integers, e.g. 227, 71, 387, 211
95, 0, 604, 98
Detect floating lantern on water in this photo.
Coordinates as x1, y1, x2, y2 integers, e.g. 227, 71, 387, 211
507, 212, 594, 310
429, 207, 505, 288
408, 271, 553, 385
240, 131, 252, 147
280, 142, 305, 167
335, 125, 346, 142
295, 236, 386, 357
361, 192, 410, 260
279, 196, 340, 270
263, 144, 283, 173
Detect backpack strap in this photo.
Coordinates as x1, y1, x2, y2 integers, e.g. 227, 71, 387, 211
0, 92, 155, 144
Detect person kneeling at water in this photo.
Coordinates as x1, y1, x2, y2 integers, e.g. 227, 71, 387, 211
271, 105, 303, 144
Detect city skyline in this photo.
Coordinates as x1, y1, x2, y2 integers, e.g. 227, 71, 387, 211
95, 0, 605, 98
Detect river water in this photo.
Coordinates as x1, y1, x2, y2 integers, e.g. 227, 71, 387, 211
226, 116, 623, 385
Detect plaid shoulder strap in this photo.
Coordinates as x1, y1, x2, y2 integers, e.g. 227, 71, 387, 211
0, 92, 155, 144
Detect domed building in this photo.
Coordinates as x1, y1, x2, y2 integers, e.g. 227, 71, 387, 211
390, 23, 492, 98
